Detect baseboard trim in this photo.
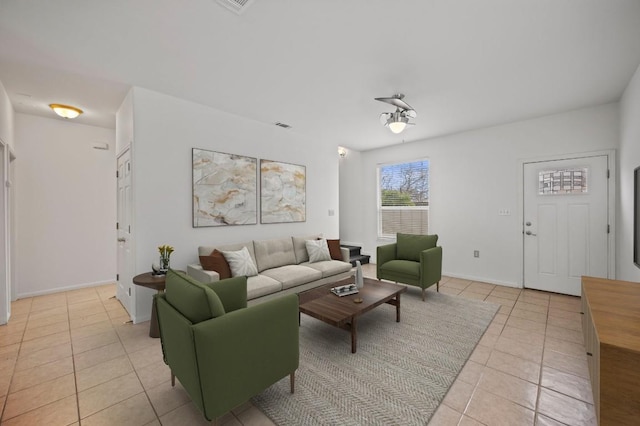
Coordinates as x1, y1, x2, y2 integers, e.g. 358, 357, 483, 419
441, 272, 521, 289
16, 279, 115, 299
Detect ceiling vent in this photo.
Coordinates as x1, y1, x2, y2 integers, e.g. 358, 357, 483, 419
274, 122, 292, 129
216, 0, 255, 15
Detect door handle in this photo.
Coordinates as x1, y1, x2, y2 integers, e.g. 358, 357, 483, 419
117, 237, 126, 242
525, 231, 537, 236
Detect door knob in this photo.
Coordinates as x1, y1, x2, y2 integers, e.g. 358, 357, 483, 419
525, 231, 537, 236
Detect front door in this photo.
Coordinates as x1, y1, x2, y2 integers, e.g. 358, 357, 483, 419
116, 149, 133, 315
523, 155, 610, 296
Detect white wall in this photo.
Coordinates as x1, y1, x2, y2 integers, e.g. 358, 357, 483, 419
618, 64, 640, 282
340, 103, 619, 287
130, 87, 341, 321
15, 114, 116, 297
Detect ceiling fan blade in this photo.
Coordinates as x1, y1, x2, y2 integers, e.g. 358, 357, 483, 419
379, 112, 392, 125
374, 96, 413, 111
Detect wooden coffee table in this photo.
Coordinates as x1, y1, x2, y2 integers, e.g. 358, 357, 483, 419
298, 277, 406, 353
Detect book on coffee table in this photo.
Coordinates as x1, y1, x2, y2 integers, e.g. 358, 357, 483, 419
331, 284, 359, 297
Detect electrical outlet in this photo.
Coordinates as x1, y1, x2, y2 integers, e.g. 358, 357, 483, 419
474, 250, 479, 258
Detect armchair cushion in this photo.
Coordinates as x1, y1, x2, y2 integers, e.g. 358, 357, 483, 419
165, 270, 225, 323
397, 233, 438, 262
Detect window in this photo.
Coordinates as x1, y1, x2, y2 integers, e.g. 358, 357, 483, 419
378, 159, 429, 238
538, 167, 588, 195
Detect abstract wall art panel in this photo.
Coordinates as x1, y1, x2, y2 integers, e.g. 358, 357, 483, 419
192, 148, 257, 227
260, 159, 306, 224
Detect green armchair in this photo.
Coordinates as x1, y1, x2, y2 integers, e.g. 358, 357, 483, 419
377, 233, 443, 301
155, 270, 299, 424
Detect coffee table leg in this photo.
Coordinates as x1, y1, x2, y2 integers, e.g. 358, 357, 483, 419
351, 316, 357, 353
396, 294, 401, 322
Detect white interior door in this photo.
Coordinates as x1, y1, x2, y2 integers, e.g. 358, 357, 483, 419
523, 155, 609, 296
0, 141, 8, 324
116, 149, 133, 316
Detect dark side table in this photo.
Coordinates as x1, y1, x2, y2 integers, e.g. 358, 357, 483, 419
132, 271, 182, 338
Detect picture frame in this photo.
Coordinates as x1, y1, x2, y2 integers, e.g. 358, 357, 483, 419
192, 148, 257, 227
260, 159, 306, 224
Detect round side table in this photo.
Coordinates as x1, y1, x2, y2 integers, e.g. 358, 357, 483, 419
132, 271, 182, 338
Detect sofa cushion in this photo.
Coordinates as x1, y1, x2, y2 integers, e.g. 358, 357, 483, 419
327, 239, 342, 261
306, 238, 331, 263
303, 260, 353, 278
165, 270, 225, 323
199, 242, 257, 266
292, 234, 322, 264
396, 233, 438, 262
253, 238, 297, 272
262, 265, 323, 290
222, 247, 259, 277
246, 274, 282, 299
199, 249, 231, 279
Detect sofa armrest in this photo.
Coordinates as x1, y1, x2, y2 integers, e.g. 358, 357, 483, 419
192, 294, 299, 420
340, 247, 350, 263
187, 264, 219, 284
205, 276, 248, 313
420, 246, 443, 287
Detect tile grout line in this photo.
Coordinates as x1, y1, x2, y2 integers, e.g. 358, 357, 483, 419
70, 291, 83, 425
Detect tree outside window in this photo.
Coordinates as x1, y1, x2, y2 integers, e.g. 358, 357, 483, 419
378, 159, 429, 238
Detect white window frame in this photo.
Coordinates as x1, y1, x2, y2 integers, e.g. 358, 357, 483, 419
377, 158, 430, 239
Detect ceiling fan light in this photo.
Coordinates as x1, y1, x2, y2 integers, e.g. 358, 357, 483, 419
49, 103, 83, 119
387, 113, 408, 134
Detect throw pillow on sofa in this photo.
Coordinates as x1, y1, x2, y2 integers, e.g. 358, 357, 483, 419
306, 238, 332, 263
326, 239, 342, 261
221, 247, 259, 277
199, 249, 232, 279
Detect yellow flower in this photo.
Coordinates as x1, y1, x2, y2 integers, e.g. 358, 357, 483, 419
158, 245, 175, 257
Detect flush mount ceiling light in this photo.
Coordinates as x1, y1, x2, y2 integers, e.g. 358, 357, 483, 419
338, 147, 347, 158
375, 94, 417, 134
49, 103, 83, 119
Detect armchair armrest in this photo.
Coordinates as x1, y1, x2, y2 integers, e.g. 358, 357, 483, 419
205, 276, 248, 313
192, 294, 299, 420
376, 243, 397, 278
420, 246, 443, 288
187, 264, 219, 284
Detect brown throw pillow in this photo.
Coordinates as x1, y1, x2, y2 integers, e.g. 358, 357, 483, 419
199, 249, 232, 279
327, 239, 342, 261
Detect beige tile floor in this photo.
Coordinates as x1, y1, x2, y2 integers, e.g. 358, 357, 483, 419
0, 265, 595, 425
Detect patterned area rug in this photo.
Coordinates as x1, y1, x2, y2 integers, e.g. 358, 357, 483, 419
252, 289, 499, 425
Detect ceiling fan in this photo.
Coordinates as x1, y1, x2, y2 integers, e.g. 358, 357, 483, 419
375, 94, 417, 134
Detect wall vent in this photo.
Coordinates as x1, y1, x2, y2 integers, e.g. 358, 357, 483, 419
274, 122, 292, 129
216, 0, 255, 15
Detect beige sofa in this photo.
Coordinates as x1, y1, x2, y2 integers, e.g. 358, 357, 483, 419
187, 234, 353, 304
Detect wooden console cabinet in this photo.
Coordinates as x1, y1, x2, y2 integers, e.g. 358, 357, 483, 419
581, 276, 640, 425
